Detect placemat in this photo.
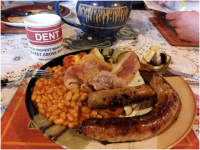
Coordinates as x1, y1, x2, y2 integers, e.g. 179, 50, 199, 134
149, 17, 199, 47
1, 79, 199, 149
1, 22, 26, 34
1, 80, 61, 149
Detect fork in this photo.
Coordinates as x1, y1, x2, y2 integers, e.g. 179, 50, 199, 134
1, 70, 53, 88
157, 68, 199, 80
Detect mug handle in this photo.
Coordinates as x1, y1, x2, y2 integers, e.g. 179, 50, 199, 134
54, 1, 86, 32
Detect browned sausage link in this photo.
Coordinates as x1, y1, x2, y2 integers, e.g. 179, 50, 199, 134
78, 71, 180, 143
87, 84, 155, 109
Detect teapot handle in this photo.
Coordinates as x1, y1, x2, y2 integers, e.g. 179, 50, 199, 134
54, 1, 86, 32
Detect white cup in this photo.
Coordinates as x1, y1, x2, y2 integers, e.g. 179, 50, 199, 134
24, 14, 63, 61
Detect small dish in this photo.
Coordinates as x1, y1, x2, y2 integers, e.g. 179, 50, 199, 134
140, 53, 171, 71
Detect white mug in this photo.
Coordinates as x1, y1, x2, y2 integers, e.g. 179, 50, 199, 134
24, 14, 63, 61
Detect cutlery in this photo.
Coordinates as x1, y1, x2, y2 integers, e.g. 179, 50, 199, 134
1, 10, 53, 16
158, 68, 199, 80
1, 10, 31, 16
1, 70, 53, 88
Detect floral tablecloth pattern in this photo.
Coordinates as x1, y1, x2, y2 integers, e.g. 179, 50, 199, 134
1, 1, 199, 141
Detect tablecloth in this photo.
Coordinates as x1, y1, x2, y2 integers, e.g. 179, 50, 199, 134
1, 0, 199, 147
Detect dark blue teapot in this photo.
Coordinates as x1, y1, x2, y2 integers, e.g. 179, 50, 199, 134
54, 1, 132, 37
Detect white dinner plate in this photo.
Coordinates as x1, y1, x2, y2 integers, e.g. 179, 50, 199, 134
1, 21, 25, 27
1, 4, 71, 27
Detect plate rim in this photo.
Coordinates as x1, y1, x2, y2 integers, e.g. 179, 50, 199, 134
25, 50, 197, 149
164, 76, 197, 149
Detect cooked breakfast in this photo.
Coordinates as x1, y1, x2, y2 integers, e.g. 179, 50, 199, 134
140, 45, 171, 71
8, 16, 25, 23
87, 84, 155, 109
78, 70, 180, 143
31, 47, 180, 143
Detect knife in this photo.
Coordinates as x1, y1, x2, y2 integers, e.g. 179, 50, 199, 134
163, 69, 199, 80
1, 10, 53, 17
1, 10, 32, 16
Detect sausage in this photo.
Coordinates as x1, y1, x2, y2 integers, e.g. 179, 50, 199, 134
87, 84, 155, 109
78, 70, 180, 143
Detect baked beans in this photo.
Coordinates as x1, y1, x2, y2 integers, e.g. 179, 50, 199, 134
31, 65, 102, 129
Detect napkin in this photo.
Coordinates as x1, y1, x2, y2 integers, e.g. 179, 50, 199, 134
144, 1, 173, 13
